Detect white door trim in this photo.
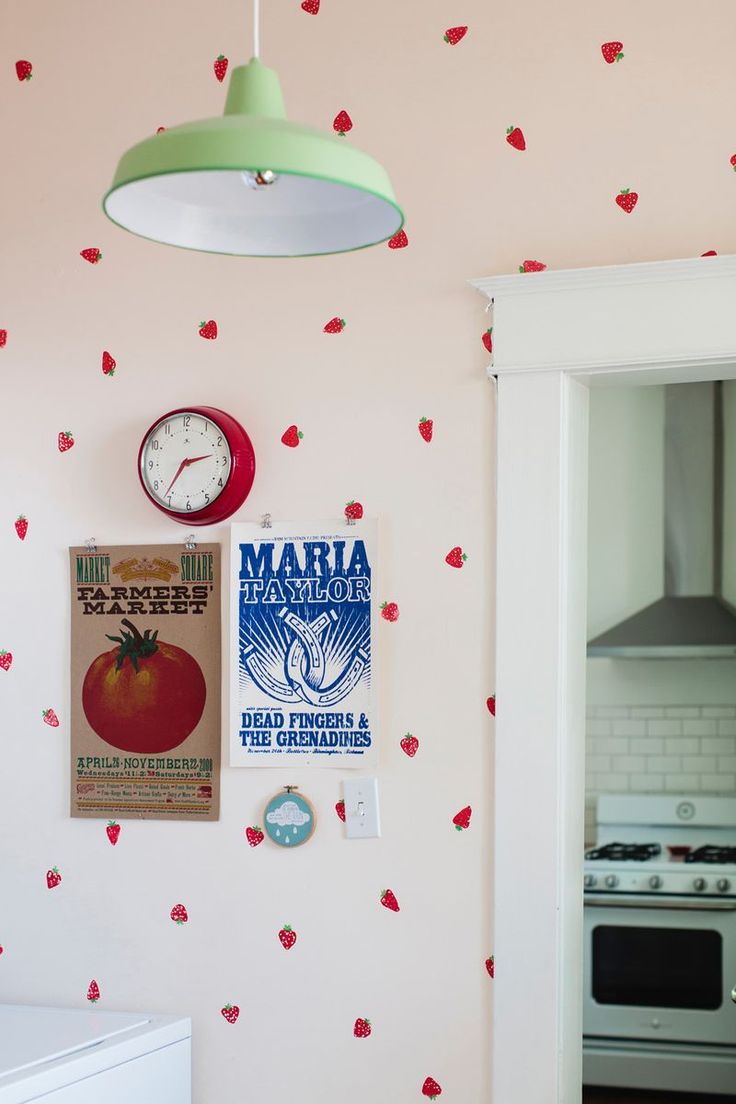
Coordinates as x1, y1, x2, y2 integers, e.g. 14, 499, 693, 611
470, 255, 736, 1104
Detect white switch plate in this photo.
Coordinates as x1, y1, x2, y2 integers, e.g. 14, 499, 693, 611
343, 777, 381, 839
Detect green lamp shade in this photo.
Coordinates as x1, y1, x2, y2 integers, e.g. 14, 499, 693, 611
103, 59, 403, 257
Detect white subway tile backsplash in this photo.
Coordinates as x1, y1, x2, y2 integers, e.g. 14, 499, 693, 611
717, 720, 736, 736
596, 773, 629, 792
595, 707, 631, 718
681, 719, 718, 737
664, 707, 700, 718
681, 756, 717, 773
612, 755, 646, 772
630, 774, 664, 792
701, 774, 736, 792
647, 755, 681, 772
630, 707, 666, 719
664, 738, 699, 755
701, 738, 736, 756
635, 738, 664, 754
717, 756, 736, 773
701, 706, 736, 718
587, 719, 612, 737
611, 719, 647, 737
647, 720, 682, 737
665, 773, 700, 791
587, 756, 611, 773
591, 737, 629, 756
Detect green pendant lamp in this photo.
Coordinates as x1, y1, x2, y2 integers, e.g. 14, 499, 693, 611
103, 1, 403, 257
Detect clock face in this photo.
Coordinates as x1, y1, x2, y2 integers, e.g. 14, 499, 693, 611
140, 410, 232, 515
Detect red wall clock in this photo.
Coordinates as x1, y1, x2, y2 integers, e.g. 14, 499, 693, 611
138, 406, 256, 525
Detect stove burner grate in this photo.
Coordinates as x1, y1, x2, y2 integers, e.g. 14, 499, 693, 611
585, 841, 661, 862
684, 845, 736, 864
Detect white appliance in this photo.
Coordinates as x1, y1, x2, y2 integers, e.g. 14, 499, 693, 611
583, 794, 736, 1096
0, 1004, 191, 1103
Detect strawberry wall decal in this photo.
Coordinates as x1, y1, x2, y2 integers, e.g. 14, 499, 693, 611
42, 708, 60, 727
0, 329, 7, 347
519, 259, 546, 273
214, 55, 229, 83
453, 805, 472, 831
444, 26, 467, 45
198, 319, 218, 340
0, 651, 13, 672
601, 41, 624, 63
87, 980, 101, 1004
15, 60, 32, 82
58, 431, 74, 452
380, 888, 400, 912
485, 955, 495, 978
333, 110, 352, 136
281, 425, 303, 447
278, 924, 297, 949
323, 316, 346, 333
400, 733, 419, 757
14, 516, 28, 541
422, 1076, 443, 1099
344, 500, 363, 521
156, 126, 167, 134
335, 799, 346, 822
101, 351, 116, 377
380, 601, 400, 622
245, 825, 264, 846
46, 867, 62, 889
80, 248, 102, 264
221, 1003, 239, 1023
616, 188, 638, 213
486, 694, 496, 716
445, 546, 468, 568
701, 249, 718, 256
506, 125, 526, 151
170, 903, 188, 925
106, 821, 120, 846
388, 229, 408, 249
301, 0, 320, 12
418, 416, 433, 442
482, 327, 493, 354
353, 1017, 372, 1038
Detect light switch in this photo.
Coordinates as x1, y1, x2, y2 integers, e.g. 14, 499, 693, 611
343, 777, 381, 839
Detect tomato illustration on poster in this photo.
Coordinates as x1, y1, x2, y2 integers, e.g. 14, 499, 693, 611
230, 521, 378, 767
69, 544, 221, 820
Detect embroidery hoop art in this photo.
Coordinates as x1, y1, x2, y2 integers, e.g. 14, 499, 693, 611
264, 786, 316, 847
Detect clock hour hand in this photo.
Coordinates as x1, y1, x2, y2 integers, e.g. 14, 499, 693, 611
164, 454, 212, 497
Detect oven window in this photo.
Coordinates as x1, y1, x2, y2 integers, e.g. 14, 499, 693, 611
592, 925, 722, 1010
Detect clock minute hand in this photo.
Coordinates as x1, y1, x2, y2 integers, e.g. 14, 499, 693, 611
164, 454, 212, 497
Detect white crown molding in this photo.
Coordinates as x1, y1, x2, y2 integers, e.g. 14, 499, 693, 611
485, 350, 736, 381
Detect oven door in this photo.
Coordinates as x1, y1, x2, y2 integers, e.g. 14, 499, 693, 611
583, 894, 736, 1046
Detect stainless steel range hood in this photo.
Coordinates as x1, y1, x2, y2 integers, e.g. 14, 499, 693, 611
587, 381, 736, 658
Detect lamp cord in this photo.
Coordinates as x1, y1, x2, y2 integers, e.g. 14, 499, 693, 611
253, 0, 260, 58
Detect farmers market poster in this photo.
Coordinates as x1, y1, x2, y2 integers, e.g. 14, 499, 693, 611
70, 544, 221, 821
230, 521, 378, 768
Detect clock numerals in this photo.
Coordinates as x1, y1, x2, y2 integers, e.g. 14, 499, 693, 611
141, 411, 231, 515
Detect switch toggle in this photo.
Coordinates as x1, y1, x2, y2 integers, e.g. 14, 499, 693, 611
343, 778, 381, 839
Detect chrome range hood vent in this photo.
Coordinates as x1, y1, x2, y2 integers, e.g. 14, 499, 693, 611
588, 381, 736, 659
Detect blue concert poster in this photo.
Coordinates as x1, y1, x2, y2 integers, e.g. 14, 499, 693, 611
229, 522, 378, 767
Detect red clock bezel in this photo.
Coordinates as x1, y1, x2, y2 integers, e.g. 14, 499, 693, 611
137, 406, 256, 526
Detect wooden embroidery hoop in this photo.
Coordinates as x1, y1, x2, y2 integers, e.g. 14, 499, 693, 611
264, 786, 316, 848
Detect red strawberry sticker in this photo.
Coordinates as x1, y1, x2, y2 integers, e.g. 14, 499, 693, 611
418, 416, 433, 443
245, 825, 264, 847
519, 260, 546, 273
102, 351, 116, 377
380, 888, 400, 912
279, 924, 297, 950
445, 546, 467, 569
422, 1077, 442, 1099
444, 26, 467, 45
333, 110, 352, 136
730, 154, 736, 171
87, 980, 100, 1004
198, 319, 218, 340
42, 708, 59, 728
353, 1018, 372, 1038
344, 500, 363, 521
80, 248, 102, 264
15, 60, 32, 82
221, 1003, 239, 1024
46, 867, 62, 889
335, 799, 346, 822
0, 651, 12, 672
58, 431, 74, 452
14, 516, 28, 541
400, 733, 419, 758
0, 330, 7, 347
485, 955, 495, 978
170, 903, 188, 925
453, 805, 472, 831
156, 126, 167, 134
380, 601, 399, 622
324, 316, 346, 334
616, 188, 638, 213
301, 0, 320, 12
486, 694, 496, 716
482, 327, 493, 354
601, 41, 624, 63
214, 55, 229, 83
281, 425, 304, 448
106, 821, 120, 846
506, 125, 525, 151
701, 250, 718, 256
388, 229, 408, 249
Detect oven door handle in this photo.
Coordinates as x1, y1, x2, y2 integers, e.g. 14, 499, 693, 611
585, 894, 736, 911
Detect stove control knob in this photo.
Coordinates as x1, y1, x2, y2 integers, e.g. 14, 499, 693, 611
604, 874, 619, 889
584, 874, 597, 889
693, 877, 708, 892
716, 878, 731, 893
648, 875, 663, 890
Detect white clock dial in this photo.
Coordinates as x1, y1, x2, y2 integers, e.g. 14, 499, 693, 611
140, 411, 231, 514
